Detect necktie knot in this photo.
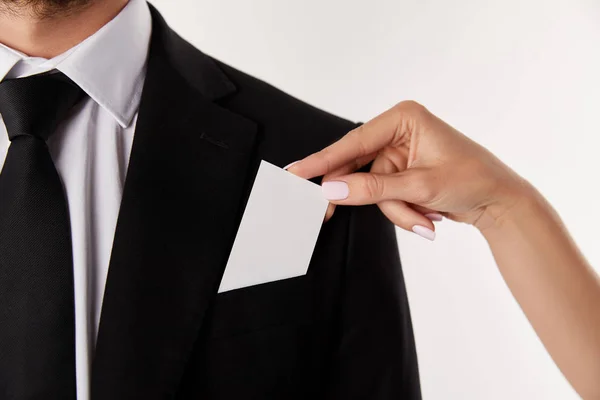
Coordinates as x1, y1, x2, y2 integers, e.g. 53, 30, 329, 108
0, 72, 84, 142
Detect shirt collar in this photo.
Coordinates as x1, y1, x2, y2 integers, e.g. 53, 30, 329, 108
0, 0, 152, 128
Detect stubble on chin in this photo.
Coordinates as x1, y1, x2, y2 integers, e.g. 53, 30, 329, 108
0, 0, 95, 19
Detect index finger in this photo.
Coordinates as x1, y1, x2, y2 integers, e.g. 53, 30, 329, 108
288, 103, 411, 179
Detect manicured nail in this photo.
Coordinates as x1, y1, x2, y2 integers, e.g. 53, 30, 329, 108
283, 160, 300, 170
425, 213, 444, 222
412, 225, 436, 241
322, 181, 349, 201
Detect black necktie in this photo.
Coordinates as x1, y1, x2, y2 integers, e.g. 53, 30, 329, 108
0, 73, 83, 400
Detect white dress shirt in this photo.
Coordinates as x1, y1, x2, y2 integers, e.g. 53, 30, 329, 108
0, 0, 152, 398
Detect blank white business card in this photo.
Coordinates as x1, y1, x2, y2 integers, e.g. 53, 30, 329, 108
218, 160, 329, 293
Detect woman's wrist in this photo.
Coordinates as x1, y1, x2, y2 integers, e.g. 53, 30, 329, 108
475, 179, 546, 236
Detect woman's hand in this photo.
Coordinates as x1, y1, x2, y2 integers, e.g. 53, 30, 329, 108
288, 101, 533, 239
291, 101, 600, 398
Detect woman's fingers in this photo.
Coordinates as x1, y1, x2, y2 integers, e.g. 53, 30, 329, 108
325, 174, 444, 223
322, 168, 438, 206
288, 101, 425, 179
378, 200, 436, 241
325, 177, 444, 222
322, 152, 378, 181
319, 152, 378, 223
411, 204, 445, 221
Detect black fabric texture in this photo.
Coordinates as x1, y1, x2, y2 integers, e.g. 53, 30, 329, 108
0, 73, 83, 400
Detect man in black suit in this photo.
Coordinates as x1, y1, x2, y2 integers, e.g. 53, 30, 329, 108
0, 0, 421, 398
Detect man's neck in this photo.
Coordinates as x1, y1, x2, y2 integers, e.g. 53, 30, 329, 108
0, 0, 129, 59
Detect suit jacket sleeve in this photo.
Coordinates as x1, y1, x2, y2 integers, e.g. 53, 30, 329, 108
326, 204, 422, 399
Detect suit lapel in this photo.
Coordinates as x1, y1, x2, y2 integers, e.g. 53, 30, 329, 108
91, 7, 257, 399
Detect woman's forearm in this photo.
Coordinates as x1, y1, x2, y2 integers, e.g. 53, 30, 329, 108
481, 189, 600, 399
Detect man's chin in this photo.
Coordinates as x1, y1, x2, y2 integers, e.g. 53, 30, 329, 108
0, 0, 95, 19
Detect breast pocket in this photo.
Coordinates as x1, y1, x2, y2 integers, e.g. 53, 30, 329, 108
206, 275, 316, 340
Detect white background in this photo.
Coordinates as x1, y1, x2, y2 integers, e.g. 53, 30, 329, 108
150, 1, 600, 398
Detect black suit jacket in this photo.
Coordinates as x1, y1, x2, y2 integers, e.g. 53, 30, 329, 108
90, 6, 421, 399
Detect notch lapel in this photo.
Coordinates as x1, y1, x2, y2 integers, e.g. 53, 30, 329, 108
91, 8, 258, 399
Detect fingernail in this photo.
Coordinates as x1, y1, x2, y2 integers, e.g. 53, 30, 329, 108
412, 225, 436, 241
425, 213, 444, 222
322, 181, 349, 201
283, 160, 300, 170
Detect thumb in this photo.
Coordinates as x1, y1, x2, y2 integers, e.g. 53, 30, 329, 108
321, 168, 437, 206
